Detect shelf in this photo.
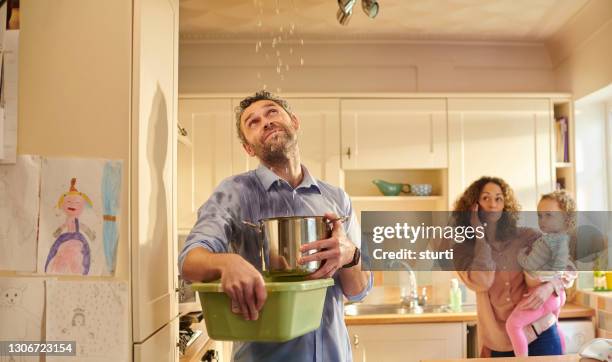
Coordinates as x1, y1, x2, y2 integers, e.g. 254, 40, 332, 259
555, 162, 573, 168
351, 196, 443, 202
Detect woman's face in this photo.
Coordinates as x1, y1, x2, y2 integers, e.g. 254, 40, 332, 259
478, 182, 504, 223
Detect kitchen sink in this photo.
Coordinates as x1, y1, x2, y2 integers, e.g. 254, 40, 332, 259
344, 303, 476, 316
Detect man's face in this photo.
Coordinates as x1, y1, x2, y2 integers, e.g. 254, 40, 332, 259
240, 100, 299, 161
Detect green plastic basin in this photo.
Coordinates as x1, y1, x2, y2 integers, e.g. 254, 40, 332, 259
191, 278, 334, 342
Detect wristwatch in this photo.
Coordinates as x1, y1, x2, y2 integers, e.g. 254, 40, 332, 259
342, 246, 361, 268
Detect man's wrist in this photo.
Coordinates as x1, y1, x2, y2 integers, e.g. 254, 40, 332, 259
342, 245, 360, 269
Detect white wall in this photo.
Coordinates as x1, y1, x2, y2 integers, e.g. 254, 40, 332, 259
179, 41, 556, 93
548, 0, 612, 100
574, 97, 609, 211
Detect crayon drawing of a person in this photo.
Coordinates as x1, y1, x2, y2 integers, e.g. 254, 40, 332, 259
45, 178, 95, 275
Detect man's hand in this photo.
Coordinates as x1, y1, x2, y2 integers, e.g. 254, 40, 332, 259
518, 282, 554, 310
298, 212, 356, 279
219, 254, 267, 321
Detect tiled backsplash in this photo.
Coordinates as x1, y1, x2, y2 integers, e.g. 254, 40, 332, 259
574, 289, 612, 338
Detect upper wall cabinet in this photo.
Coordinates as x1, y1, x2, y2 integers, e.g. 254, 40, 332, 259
231, 98, 342, 187
447, 98, 553, 210
340, 99, 448, 170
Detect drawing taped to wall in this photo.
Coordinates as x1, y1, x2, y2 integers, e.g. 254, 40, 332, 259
0, 278, 44, 362
46, 280, 128, 362
44, 177, 95, 275
38, 158, 122, 276
0, 155, 40, 272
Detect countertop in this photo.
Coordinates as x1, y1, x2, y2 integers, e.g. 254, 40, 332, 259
344, 302, 594, 325
422, 355, 580, 362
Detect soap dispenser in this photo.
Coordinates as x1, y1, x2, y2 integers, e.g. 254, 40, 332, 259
449, 278, 463, 312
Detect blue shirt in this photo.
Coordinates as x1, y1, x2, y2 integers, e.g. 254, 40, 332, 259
178, 164, 373, 362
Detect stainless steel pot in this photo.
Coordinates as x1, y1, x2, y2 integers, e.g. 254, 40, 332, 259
243, 216, 347, 276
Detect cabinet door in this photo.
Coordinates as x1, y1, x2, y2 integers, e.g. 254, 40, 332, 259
289, 98, 342, 186
341, 99, 448, 170
231, 98, 342, 186
447, 98, 553, 210
178, 98, 236, 229
132, 0, 179, 344
134, 317, 180, 362
347, 323, 465, 362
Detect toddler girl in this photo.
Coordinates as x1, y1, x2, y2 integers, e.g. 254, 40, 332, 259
506, 190, 576, 356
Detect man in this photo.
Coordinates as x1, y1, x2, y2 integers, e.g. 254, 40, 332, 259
179, 90, 372, 362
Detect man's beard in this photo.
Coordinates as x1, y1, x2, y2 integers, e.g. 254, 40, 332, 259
252, 123, 298, 165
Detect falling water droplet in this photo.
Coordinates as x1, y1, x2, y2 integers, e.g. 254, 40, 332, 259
276, 66, 281, 73
289, 48, 293, 55
300, 39, 304, 45
272, 38, 276, 48
258, 40, 262, 47
300, 57, 304, 66
285, 64, 289, 71
263, 84, 267, 90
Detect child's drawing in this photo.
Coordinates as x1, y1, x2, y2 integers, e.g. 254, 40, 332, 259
44, 178, 95, 275
38, 158, 122, 276
0, 155, 40, 272
101, 162, 122, 273
46, 280, 128, 362
0, 278, 44, 362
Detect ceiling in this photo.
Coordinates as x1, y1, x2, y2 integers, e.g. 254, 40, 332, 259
179, 0, 589, 42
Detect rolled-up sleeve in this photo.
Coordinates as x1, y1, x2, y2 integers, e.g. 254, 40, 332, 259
178, 180, 239, 278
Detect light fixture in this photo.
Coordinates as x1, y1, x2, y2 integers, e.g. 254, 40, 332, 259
337, 0, 355, 26
361, 0, 379, 19
337, 0, 380, 25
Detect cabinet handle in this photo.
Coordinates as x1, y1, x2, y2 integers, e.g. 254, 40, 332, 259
346, 147, 351, 159
353, 334, 359, 348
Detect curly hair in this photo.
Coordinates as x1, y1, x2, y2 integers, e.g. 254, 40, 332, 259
540, 190, 577, 230
234, 90, 293, 144
452, 176, 521, 242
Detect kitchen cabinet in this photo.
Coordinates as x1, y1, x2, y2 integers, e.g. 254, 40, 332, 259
341, 99, 448, 170
134, 317, 180, 362
178, 98, 236, 230
178, 97, 342, 188
347, 323, 466, 362
447, 98, 554, 210
282, 98, 342, 186
21, 0, 181, 360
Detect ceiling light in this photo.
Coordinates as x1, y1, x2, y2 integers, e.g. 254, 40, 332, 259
361, 0, 379, 19
337, 0, 355, 26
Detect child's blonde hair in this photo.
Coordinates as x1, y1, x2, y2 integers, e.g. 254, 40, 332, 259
540, 190, 577, 229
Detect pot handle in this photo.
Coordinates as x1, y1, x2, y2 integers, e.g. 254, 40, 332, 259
242, 220, 262, 231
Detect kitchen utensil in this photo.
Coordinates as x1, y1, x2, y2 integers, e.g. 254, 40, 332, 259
372, 179, 410, 196
243, 215, 348, 276
410, 184, 432, 196
192, 278, 334, 342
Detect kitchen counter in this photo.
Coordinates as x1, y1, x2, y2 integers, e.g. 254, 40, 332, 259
422, 355, 580, 362
344, 302, 594, 325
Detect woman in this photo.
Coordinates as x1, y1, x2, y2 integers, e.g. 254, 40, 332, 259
452, 176, 575, 357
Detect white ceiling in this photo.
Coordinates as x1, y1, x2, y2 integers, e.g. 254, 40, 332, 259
179, 0, 589, 42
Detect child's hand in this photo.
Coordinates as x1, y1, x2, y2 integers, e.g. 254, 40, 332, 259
518, 282, 554, 310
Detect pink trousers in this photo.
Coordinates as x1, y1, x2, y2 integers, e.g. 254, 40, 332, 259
505, 290, 566, 357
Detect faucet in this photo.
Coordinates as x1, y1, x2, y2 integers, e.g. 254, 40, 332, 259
392, 260, 423, 313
